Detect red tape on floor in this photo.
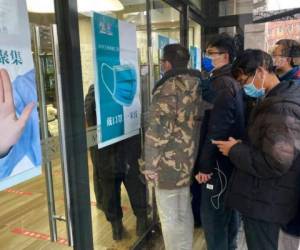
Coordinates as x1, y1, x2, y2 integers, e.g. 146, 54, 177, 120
11, 227, 68, 245
5, 189, 32, 196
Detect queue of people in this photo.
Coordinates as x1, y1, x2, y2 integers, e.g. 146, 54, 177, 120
141, 36, 300, 250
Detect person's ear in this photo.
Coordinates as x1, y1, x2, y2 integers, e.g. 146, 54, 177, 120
287, 57, 293, 65
165, 61, 172, 71
223, 53, 230, 63
257, 66, 266, 80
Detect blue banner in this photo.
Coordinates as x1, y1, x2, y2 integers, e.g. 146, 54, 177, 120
190, 46, 201, 70
92, 12, 141, 148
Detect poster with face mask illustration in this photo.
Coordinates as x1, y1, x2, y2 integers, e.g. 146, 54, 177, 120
0, 0, 42, 190
92, 12, 141, 148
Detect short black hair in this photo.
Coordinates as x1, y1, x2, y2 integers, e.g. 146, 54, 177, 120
275, 39, 300, 57
162, 44, 190, 69
232, 49, 274, 79
275, 39, 300, 67
207, 33, 236, 63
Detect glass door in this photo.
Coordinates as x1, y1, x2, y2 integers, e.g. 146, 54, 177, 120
150, 0, 181, 82
0, 3, 72, 250
76, 1, 153, 249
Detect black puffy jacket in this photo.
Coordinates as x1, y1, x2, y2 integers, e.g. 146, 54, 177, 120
195, 64, 246, 179
227, 80, 300, 225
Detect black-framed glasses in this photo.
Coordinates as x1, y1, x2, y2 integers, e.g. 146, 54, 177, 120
204, 51, 226, 57
272, 54, 288, 58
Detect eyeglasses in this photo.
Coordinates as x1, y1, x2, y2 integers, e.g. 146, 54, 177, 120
272, 54, 287, 58
205, 51, 226, 57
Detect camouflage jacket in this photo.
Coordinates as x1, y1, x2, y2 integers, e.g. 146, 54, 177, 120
141, 69, 205, 189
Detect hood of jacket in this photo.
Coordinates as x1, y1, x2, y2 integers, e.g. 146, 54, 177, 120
210, 64, 232, 79
209, 64, 237, 92
153, 68, 202, 94
251, 80, 300, 119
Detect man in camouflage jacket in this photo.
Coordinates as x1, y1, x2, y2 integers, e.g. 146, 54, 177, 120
140, 44, 205, 250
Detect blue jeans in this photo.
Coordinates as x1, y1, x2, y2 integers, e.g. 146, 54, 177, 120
200, 177, 240, 250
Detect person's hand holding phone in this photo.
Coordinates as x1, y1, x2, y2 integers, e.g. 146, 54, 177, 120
212, 137, 240, 156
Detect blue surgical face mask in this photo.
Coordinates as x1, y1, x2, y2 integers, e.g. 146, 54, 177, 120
202, 56, 214, 72
243, 71, 265, 98
101, 63, 137, 106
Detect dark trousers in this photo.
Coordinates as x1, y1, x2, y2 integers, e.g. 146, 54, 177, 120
191, 180, 202, 227
243, 216, 280, 250
90, 135, 147, 223
200, 179, 240, 250
90, 148, 103, 207
99, 165, 147, 222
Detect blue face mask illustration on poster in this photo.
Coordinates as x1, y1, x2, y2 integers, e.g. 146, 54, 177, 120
101, 63, 137, 106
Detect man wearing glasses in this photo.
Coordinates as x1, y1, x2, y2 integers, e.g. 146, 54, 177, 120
195, 33, 245, 250
272, 39, 300, 82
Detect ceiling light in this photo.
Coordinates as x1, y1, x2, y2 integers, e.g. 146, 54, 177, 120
26, 0, 124, 13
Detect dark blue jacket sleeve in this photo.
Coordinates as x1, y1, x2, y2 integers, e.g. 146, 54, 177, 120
197, 87, 236, 174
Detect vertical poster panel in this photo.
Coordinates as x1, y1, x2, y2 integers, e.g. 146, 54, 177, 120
0, 0, 42, 190
190, 46, 201, 70
92, 12, 141, 148
158, 35, 170, 50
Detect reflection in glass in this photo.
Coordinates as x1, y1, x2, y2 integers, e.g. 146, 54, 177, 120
189, 19, 202, 70
26, 0, 124, 13
219, 0, 253, 16
150, 0, 180, 82
78, 1, 150, 248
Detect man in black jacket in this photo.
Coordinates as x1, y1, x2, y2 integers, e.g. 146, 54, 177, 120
195, 34, 245, 250
214, 49, 300, 250
84, 85, 148, 241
